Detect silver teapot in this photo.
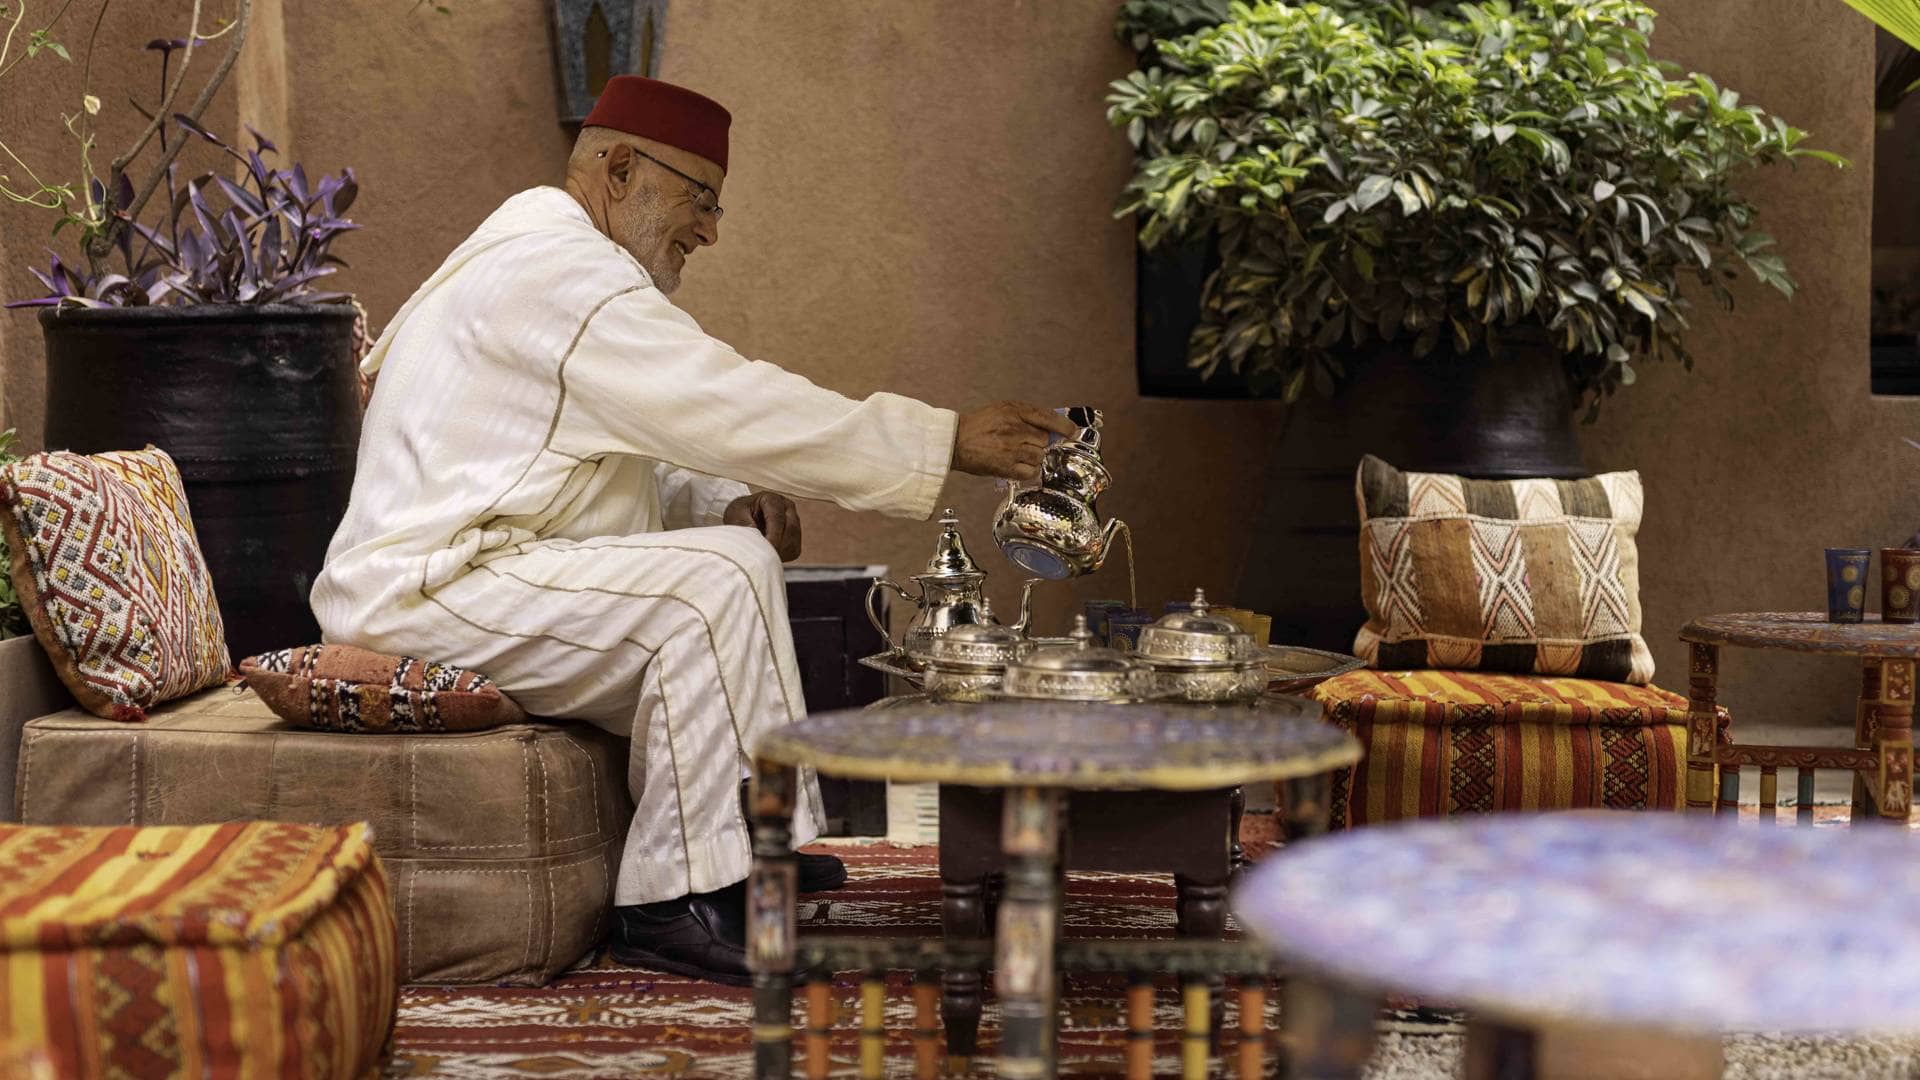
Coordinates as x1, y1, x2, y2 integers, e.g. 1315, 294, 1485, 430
992, 407, 1126, 581
867, 510, 1035, 662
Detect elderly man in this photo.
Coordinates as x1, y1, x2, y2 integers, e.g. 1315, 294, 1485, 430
313, 76, 1072, 984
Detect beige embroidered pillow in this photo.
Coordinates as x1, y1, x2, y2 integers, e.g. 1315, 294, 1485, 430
0, 447, 230, 720
1354, 454, 1653, 684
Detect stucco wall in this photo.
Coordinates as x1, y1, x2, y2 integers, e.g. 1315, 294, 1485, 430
0, 0, 240, 439
1581, 0, 1893, 735
0, 0, 1896, 734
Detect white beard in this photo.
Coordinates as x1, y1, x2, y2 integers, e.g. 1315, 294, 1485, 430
621, 190, 680, 294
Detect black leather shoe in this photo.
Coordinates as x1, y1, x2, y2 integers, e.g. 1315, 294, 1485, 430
610, 882, 749, 986
798, 852, 847, 893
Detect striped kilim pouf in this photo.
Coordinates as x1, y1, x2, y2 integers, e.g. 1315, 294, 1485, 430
0, 821, 397, 1078
1310, 669, 1727, 827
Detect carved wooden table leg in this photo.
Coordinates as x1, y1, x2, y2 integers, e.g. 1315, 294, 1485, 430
1854, 658, 1883, 820
1175, 871, 1229, 940
748, 758, 799, 1080
938, 786, 998, 1068
939, 871, 988, 1068
1229, 785, 1249, 880
1878, 658, 1914, 824
1280, 977, 1379, 1080
1279, 772, 1335, 843
996, 786, 1062, 1080
1685, 643, 1720, 814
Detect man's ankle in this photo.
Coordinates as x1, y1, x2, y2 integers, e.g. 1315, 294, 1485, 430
631, 895, 691, 918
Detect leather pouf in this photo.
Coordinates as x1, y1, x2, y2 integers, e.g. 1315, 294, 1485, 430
14, 687, 631, 985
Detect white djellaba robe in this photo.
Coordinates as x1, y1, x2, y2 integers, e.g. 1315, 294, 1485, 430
312, 186, 957, 904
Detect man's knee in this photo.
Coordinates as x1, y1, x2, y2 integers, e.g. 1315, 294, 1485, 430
733, 536, 784, 592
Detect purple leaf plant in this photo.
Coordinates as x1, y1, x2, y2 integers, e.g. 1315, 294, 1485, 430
10, 40, 360, 310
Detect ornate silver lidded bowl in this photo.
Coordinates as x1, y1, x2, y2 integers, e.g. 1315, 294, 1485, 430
1136, 588, 1268, 703
922, 616, 1025, 701
999, 615, 1150, 702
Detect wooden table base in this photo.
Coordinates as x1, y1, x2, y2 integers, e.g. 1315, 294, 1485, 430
1687, 645, 1917, 824
938, 784, 1235, 1061
1465, 1020, 1722, 1080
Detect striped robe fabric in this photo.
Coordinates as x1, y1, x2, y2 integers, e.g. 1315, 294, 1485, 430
313, 187, 957, 903
0, 821, 396, 1078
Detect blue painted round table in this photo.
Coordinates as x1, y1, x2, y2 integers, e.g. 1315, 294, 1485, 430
1234, 812, 1920, 1079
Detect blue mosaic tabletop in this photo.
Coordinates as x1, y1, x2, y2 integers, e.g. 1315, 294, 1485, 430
1234, 812, 1920, 1034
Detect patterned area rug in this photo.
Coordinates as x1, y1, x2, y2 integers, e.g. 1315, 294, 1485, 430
386, 810, 1920, 1078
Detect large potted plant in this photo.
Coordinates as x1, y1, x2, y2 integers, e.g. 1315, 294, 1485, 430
1107, 0, 1844, 647
3, 4, 364, 657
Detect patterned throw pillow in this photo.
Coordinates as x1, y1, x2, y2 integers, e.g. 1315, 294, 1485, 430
1354, 454, 1653, 684
0, 447, 230, 720
240, 643, 527, 733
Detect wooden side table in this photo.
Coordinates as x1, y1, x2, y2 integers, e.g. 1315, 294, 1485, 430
743, 699, 1360, 1080
1235, 813, 1920, 1079
1680, 612, 1920, 823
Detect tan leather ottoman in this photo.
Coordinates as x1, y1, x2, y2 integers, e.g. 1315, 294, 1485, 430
14, 686, 632, 986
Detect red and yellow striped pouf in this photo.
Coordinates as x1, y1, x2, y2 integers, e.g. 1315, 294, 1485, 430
0, 821, 397, 1078
1309, 669, 1725, 827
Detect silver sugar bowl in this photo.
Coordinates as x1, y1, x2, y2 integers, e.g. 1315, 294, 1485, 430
922, 613, 1025, 701
999, 615, 1151, 702
1136, 589, 1268, 703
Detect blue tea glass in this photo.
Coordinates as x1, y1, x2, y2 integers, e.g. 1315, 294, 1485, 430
1825, 548, 1870, 623
1106, 610, 1154, 652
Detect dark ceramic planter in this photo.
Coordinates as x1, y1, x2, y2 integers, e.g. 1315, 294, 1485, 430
1233, 331, 1586, 652
39, 304, 361, 659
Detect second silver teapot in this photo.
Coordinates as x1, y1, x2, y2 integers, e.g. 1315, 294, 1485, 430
992, 407, 1126, 581
867, 510, 1035, 662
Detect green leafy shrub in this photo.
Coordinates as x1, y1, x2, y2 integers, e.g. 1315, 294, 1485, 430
0, 429, 26, 640
1107, 0, 1846, 413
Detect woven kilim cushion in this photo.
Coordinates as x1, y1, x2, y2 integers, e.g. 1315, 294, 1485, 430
1355, 454, 1653, 684
0, 820, 397, 1078
0, 447, 229, 721
240, 642, 528, 733
1309, 669, 1721, 827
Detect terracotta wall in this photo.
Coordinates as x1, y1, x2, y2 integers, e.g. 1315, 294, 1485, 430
0, 0, 1895, 733
0, 0, 240, 438
1582, 0, 1893, 734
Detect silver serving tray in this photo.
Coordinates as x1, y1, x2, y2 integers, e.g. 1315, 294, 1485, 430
1262, 644, 1365, 696
863, 643, 1363, 699
858, 649, 927, 688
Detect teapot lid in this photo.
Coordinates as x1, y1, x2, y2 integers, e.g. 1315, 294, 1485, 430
921, 509, 984, 579
1063, 406, 1103, 452
1137, 589, 1257, 666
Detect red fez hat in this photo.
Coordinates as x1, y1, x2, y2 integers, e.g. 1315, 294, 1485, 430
583, 76, 731, 174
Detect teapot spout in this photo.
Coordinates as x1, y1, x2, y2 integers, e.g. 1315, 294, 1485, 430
1091, 517, 1126, 573
1013, 579, 1038, 636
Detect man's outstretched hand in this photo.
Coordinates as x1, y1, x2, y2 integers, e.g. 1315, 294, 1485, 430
725, 492, 803, 562
952, 401, 1080, 482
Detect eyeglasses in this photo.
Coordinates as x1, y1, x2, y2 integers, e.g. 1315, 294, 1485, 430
598, 145, 724, 220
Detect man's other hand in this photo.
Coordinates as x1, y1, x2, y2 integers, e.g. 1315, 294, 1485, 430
952, 401, 1080, 482
724, 492, 803, 562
